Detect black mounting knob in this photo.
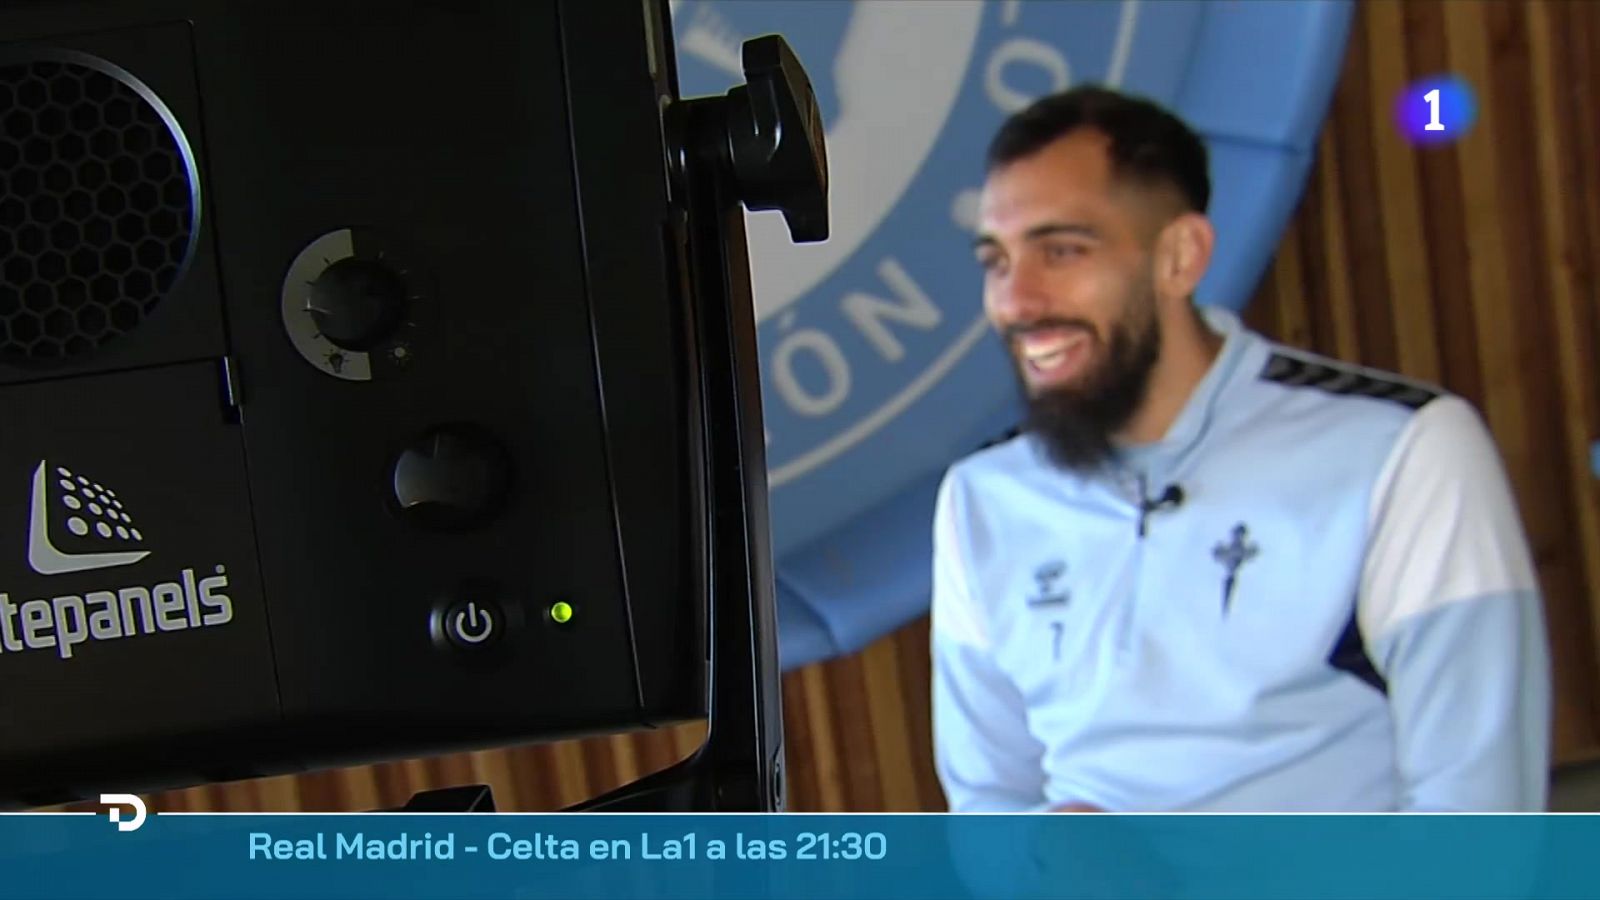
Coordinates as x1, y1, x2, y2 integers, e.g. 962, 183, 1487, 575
725, 35, 829, 243
306, 257, 410, 351
391, 425, 512, 530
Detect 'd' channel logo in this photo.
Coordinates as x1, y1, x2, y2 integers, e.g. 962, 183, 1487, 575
1394, 74, 1478, 145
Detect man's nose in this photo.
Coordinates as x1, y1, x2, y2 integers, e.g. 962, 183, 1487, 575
989, 257, 1050, 326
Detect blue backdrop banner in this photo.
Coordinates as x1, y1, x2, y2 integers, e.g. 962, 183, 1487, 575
668, 0, 1357, 671
3, 811, 1595, 898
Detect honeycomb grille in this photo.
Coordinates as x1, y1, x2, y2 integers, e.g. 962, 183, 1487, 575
0, 54, 197, 362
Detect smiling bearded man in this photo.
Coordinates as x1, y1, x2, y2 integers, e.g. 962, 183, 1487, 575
930, 84, 1552, 814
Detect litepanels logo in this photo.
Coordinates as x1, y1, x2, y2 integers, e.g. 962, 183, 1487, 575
29, 461, 150, 575
4, 460, 234, 660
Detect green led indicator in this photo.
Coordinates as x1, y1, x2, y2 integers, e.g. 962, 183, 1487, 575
550, 601, 573, 624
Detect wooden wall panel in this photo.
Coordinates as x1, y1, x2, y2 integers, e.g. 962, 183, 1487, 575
88, 0, 1600, 815
1246, 0, 1600, 764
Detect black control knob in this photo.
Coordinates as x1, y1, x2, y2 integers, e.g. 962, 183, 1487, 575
306, 257, 409, 351
392, 425, 512, 530
726, 36, 829, 243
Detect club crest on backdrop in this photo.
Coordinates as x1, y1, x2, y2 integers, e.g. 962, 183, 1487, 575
668, 0, 1355, 668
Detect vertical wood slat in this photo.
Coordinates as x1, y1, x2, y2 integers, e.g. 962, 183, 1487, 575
1328, 9, 1401, 372
1544, 1, 1600, 729
1312, 127, 1362, 361
97, 1, 1600, 816
1445, 0, 1525, 452
798, 662, 848, 810
860, 633, 919, 810
1364, 0, 1442, 383
895, 617, 946, 808
1403, 1, 1488, 407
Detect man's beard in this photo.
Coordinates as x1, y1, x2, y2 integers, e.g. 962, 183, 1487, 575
1014, 301, 1161, 474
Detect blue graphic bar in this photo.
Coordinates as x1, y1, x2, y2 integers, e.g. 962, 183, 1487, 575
2, 812, 1595, 898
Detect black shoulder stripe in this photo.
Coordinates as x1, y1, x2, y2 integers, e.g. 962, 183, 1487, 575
1260, 352, 1439, 410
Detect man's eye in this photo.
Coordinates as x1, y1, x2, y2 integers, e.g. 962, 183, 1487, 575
977, 254, 1004, 273
1044, 243, 1085, 261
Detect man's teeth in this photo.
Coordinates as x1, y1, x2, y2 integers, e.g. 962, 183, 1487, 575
1028, 347, 1068, 368
1022, 335, 1076, 368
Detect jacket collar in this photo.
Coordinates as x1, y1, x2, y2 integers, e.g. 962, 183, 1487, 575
1105, 305, 1267, 493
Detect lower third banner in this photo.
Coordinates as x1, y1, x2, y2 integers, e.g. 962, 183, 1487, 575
0, 810, 1591, 898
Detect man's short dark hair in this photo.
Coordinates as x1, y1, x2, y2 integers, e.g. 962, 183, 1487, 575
986, 85, 1210, 214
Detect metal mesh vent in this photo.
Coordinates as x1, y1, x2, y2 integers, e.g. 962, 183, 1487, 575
0, 55, 197, 362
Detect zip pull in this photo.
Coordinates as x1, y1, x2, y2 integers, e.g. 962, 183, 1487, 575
1136, 472, 1149, 539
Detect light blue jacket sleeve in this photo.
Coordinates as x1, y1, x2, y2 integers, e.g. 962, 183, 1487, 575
1359, 396, 1553, 811
930, 470, 1049, 812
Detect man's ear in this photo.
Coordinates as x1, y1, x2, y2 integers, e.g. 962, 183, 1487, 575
1154, 212, 1214, 303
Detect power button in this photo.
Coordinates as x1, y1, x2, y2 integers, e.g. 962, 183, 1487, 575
436, 598, 503, 650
